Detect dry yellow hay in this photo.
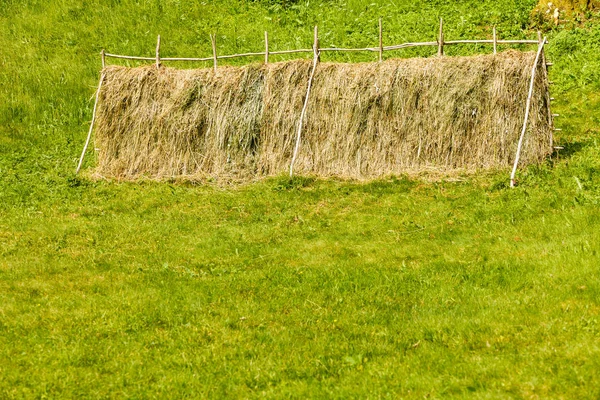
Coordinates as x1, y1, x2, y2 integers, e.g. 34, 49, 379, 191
93, 50, 552, 181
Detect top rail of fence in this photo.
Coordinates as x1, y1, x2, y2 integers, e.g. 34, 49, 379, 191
100, 20, 548, 68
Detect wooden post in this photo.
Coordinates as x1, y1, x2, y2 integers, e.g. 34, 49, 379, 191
313, 25, 320, 62
264, 31, 269, 64
537, 30, 554, 148
437, 18, 444, 57
76, 73, 105, 174
101, 49, 106, 69
155, 35, 161, 68
379, 18, 383, 62
493, 26, 497, 55
211, 34, 217, 73
509, 38, 547, 188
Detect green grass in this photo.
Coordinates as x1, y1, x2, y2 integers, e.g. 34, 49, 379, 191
1, 0, 600, 398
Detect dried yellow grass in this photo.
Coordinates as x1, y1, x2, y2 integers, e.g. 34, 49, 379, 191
93, 50, 552, 181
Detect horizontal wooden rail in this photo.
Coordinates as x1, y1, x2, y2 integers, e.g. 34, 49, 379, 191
162, 56, 214, 62
270, 48, 313, 55
445, 39, 544, 45
320, 47, 379, 52
384, 42, 438, 50
104, 53, 156, 61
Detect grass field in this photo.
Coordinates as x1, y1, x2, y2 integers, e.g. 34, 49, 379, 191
1, 0, 600, 398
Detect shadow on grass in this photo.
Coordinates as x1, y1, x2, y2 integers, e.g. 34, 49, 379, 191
552, 139, 586, 160
269, 174, 417, 193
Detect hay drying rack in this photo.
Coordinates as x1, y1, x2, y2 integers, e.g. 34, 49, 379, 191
78, 19, 556, 187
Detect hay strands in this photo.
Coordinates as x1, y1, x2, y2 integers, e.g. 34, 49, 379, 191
85, 22, 553, 183
93, 50, 552, 181
509, 36, 547, 188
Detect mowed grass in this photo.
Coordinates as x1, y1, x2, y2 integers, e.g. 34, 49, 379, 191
2, 174, 600, 398
1, 0, 600, 398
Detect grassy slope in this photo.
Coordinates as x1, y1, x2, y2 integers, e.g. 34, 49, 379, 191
1, 0, 600, 398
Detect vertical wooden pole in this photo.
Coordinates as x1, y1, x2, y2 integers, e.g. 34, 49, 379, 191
101, 49, 106, 69
493, 26, 497, 55
437, 18, 444, 57
211, 34, 217, 73
378, 18, 383, 62
537, 30, 554, 148
264, 31, 269, 64
155, 35, 161, 68
313, 25, 320, 62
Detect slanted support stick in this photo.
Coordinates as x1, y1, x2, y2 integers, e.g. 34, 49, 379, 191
76, 73, 105, 174
379, 18, 383, 62
155, 35, 161, 68
493, 26, 497, 54
211, 34, 217, 73
264, 31, 269, 64
101, 49, 106, 69
437, 18, 444, 57
510, 37, 547, 188
290, 26, 320, 178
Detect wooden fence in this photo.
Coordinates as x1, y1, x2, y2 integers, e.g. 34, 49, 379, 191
100, 18, 545, 72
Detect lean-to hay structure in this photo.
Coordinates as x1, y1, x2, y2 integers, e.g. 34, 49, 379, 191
93, 50, 552, 181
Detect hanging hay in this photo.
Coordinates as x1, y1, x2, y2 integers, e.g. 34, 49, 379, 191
93, 50, 552, 181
